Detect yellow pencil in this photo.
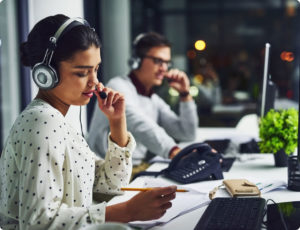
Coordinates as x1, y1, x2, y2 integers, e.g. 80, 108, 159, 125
121, 187, 188, 192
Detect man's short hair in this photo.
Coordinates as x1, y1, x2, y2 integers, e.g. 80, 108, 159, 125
133, 32, 172, 58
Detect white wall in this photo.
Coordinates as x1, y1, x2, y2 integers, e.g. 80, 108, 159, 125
28, 0, 87, 134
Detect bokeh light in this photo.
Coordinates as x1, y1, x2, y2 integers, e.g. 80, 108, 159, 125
168, 88, 179, 97
280, 51, 294, 62
194, 40, 206, 51
190, 86, 199, 97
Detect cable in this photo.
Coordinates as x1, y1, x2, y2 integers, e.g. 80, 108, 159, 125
262, 199, 288, 230
79, 91, 106, 139
79, 106, 84, 138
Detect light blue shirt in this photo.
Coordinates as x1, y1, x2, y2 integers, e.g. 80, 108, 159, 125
88, 75, 198, 165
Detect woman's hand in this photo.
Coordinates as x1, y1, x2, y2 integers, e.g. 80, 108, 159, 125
105, 186, 177, 222
95, 83, 128, 147
95, 83, 125, 121
126, 186, 177, 221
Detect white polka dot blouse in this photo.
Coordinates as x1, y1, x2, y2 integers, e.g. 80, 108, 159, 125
0, 99, 135, 230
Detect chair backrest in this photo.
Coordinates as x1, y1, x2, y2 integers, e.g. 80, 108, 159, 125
235, 113, 259, 139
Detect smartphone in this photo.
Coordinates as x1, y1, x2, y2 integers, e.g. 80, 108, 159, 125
267, 201, 300, 230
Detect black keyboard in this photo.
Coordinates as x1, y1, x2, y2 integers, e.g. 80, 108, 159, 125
194, 197, 266, 230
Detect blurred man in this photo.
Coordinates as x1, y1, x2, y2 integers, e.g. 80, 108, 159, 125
88, 32, 198, 171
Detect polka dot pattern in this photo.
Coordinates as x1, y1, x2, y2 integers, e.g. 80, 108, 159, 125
0, 99, 135, 229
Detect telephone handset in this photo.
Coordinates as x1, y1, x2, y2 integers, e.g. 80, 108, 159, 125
162, 143, 223, 184
133, 143, 224, 184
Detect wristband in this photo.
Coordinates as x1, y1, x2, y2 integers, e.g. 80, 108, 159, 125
179, 91, 189, 98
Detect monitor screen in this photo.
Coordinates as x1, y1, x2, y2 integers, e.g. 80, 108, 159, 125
260, 43, 277, 118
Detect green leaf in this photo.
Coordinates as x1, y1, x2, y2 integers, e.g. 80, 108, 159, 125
259, 108, 298, 155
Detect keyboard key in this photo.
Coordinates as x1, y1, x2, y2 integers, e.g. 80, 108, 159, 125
194, 197, 266, 230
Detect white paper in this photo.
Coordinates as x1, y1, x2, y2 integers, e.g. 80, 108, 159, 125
129, 178, 210, 229
256, 180, 287, 194
148, 156, 171, 164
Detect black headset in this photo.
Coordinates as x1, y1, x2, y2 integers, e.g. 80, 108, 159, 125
32, 18, 91, 90
128, 33, 146, 70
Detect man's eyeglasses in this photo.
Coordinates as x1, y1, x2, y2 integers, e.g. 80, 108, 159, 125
143, 55, 173, 68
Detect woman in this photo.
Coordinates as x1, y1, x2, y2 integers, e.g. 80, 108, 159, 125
0, 14, 176, 229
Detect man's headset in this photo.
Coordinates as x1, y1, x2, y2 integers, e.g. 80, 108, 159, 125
32, 18, 91, 90
128, 33, 146, 70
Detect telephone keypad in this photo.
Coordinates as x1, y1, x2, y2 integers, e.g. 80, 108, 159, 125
174, 163, 209, 180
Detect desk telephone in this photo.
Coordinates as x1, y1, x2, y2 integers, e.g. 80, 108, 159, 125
134, 143, 224, 184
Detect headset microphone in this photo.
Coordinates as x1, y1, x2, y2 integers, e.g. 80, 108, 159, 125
99, 91, 107, 99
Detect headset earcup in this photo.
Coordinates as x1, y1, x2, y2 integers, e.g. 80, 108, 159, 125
32, 63, 59, 90
128, 57, 141, 70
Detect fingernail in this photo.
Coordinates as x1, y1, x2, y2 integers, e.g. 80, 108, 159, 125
171, 185, 177, 190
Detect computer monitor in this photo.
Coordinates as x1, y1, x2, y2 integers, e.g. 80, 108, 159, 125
260, 43, 277, 118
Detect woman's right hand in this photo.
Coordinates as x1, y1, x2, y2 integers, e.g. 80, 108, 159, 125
126, 186, 177, 221
105, 186, 177, 222
94, 83, 125, 121
95, 83, 128, 147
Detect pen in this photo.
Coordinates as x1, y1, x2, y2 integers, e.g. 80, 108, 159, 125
121, 187, 188, 192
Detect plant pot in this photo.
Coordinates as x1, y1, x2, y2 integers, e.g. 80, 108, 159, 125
287, 156, 300, 191
273, 149, 288, 167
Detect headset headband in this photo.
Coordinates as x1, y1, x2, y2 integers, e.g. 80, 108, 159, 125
133, 33, 146, 47
48, 18, 89, 51
54, 18, 88, 41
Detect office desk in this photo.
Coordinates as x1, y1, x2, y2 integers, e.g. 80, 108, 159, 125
191, 127, 258, 142
179, 126, 259, 152
108, 154, 299, 230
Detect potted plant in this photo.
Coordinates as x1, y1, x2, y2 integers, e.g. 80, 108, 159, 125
258, 108, 298, 167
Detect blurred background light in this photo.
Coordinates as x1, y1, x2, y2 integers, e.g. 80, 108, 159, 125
280, 51, 294, 62
168, 86, 199, 97
193, 74, 204, 84
190, 86, 199, 97
194, 40, 206, 51
168, 88, 179, 97
187, 50, 196, 59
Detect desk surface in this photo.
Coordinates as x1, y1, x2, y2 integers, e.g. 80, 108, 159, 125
108, 154, 299, 230
179, 126, 259, 152
108, 126, 298, 229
